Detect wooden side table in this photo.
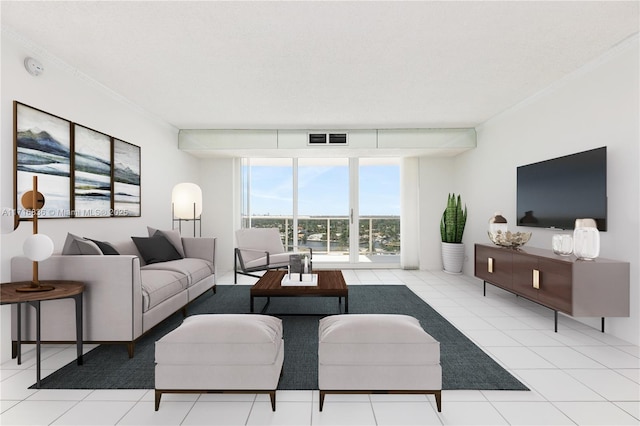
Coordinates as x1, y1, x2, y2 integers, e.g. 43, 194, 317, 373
0, 280, 85, 388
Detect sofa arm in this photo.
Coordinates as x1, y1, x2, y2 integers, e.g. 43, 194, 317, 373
10, 255, 143, 342
182, 237, 216, 265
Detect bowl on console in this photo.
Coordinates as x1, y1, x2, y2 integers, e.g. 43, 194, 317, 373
488, 230, 532, 248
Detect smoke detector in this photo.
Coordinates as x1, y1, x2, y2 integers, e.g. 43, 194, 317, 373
24, 57, 44, 76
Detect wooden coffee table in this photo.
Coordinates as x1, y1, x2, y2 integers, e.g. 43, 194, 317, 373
250, 270, 348, 314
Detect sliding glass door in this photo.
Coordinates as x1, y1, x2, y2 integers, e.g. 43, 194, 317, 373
241, 157, 400, 266
358, 158, 401, 264
297, 158, 350, 261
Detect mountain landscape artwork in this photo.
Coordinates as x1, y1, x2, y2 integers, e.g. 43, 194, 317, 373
113, 139, 141, 216
14, 102, 141, 219
74, 125, 111, 217
15, 103, 71, 218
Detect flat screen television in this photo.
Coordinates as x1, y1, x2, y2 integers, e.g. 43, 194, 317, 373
516, 147, 607, 231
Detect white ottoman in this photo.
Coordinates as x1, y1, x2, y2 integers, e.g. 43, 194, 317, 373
154, 314, 284, 411
318, 314, 442, 411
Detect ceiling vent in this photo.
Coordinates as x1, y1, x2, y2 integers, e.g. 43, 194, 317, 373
308, 132, 348, 145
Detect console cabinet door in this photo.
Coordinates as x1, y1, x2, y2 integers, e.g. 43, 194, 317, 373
536, 259, 572, 314
475, 245, 512, 290
511, 253, 540, 300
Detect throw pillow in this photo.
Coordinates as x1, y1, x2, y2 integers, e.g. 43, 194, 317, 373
131, 234, 183, 265
147, 226, 186, 257
86, 238, 120, 255
62, 233, 103, 255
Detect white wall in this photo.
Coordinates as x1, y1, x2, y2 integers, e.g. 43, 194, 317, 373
453, 38, 639, 344
418, 157, 456, 270
199, 157, 239, 274
0, 34, 201, 362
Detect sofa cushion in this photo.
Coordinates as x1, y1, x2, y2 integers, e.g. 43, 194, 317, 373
147, 227, 185, 258
62, 233, 103, 255
142, 258, 213, 287
86, 238, 120, 255
132, 234, 183, 265
140, 269, 189, 311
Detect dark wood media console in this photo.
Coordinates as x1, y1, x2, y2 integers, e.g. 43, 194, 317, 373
474, 244, 629, 332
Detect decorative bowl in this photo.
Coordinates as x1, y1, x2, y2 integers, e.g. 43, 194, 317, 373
488, 230, 532, 248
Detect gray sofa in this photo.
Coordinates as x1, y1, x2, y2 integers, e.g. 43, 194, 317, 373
10, 233, 217, 358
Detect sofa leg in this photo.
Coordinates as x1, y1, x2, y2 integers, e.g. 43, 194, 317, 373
154, 390, 162, 411
269, 390, 276, 411
319, 391, 325, 411
434, 390, 442, 412
181, 307, 187, 317
127, 342, 135, 358
212, 285, 217, 295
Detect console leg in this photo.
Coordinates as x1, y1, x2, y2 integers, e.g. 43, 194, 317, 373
483, 281, 486, 297
554, 311, 558, 333
601, 317, 605, 333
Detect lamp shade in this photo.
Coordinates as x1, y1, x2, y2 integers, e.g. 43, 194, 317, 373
172, 183, 202, 219
23, 234, 54, 262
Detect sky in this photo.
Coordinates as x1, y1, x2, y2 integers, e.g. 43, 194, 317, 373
245, 161, 400, 217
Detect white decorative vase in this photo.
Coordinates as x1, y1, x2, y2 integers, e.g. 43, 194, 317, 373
573, 219, 600, 260
442, 242, 465, 274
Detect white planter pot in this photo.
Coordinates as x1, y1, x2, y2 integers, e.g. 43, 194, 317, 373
441, 242, 465, 274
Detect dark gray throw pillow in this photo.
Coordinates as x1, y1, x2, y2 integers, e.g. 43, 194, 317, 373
86, 238, 120, 255
131, 234, 183, 264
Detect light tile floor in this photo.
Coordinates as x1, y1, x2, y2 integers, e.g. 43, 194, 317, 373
1, 269, 638, 425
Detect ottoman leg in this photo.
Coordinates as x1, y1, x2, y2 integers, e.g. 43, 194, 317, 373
434, 390, 442, 412
319, 391, 326, 411
154, 390, 162, 411
269, 390, 276, 411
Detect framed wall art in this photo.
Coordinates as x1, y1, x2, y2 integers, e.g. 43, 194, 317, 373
13, 101, 142, 219
73, 124, 112, 217
113, 139, 141, 217
14, 102, 72, 218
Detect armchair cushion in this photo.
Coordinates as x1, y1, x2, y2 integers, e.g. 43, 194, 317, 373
235, 228, 285, 264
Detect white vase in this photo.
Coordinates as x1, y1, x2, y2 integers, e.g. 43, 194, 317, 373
573, 218, 600, 260
552, 234, 573, 256
442, 242, 465, 274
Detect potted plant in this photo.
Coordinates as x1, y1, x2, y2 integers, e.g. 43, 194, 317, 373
440, 193, 467, 274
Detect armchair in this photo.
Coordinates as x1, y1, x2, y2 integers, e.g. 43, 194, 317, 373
234, 228, 290, 283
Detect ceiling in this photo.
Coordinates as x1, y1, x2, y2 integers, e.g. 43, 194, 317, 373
2, 1, 638, 131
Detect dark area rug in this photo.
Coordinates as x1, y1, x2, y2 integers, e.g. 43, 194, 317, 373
33, 285, 528, 391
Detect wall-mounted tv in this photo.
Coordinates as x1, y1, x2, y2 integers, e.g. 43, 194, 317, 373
516, 147, 607, 231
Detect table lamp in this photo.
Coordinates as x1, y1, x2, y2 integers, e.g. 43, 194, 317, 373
16, 176, 55, 292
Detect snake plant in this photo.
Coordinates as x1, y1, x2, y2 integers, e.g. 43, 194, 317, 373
440, 193, 467, 243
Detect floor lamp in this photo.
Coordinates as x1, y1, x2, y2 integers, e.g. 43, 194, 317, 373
172, 182, 202, 237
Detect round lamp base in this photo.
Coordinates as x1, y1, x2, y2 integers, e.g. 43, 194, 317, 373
15, 284, 55, 292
